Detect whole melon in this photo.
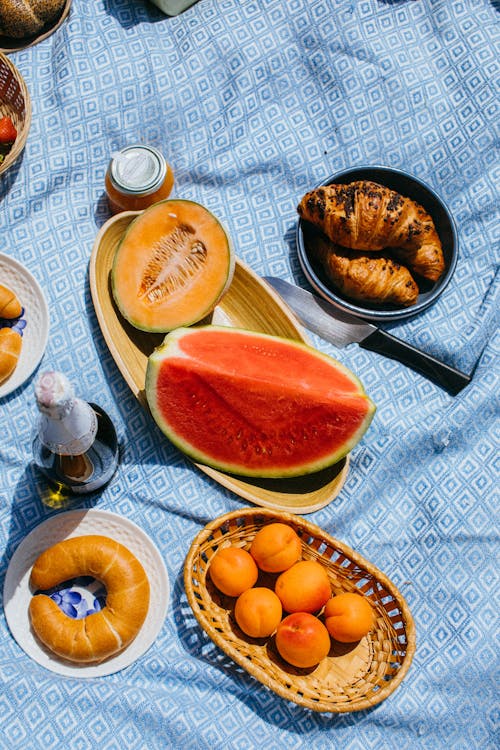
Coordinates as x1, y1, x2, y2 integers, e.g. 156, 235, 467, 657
112, 200, 235, 333
145, 326, 375, 478
0, 0, 66, 38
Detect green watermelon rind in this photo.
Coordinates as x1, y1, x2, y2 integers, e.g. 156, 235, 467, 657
145, 326, 376, 479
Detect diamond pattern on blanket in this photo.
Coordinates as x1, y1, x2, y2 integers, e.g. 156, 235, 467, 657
0, 0, 498, 748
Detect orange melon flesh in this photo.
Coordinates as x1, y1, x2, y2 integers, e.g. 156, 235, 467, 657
111, 200, 234, 332
146, 326, 375, 478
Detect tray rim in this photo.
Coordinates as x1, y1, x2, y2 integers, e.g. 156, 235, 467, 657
89, 210, 351, 513
184, 507, 417, 713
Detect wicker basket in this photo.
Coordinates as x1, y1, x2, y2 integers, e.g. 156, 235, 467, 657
184, 508, 416, 712
0, 1, 71, 53
0, 52, 31, 175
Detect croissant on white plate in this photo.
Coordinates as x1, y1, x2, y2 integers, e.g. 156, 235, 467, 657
310, 233, 420, 308
0, 283, 22, 319
0, 327, 22, 384
298, 181, 445, 282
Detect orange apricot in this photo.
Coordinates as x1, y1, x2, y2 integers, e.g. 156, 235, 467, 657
324, 592, 375, 643
208, 546, 258, 597
234, 587, 283, 638
275, 559, 331, 613
250, 522, 302, 573
275, 612, 331, 668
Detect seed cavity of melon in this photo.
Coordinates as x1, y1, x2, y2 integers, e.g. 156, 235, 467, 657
139, 223, 208, 304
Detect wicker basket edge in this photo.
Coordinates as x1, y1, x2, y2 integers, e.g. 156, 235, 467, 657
0, 52, 31, 175
184, 508, 416, 713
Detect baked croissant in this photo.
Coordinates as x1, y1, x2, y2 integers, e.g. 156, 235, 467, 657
0, 284, 22, 319
0, 327, 22, 383
311, 233, 419, 308
390, 244, 446, 284
298, 181, 445, 281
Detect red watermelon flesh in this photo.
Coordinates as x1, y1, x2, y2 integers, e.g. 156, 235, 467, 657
146, 326, 375, 478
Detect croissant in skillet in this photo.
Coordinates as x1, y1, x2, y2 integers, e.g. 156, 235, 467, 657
390, 243, 445, 284
310, 233, 419, 308
298, 181, 445, 282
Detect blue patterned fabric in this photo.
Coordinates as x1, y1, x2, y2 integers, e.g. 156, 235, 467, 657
0, 0, 499, 748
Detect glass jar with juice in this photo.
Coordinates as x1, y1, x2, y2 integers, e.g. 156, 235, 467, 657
105, 144, 174, 214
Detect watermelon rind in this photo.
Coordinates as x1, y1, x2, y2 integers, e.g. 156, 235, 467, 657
145, 326, 375, 479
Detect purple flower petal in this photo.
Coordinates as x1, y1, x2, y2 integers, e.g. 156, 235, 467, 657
62, 590, 82, 605
60, 602, 78, 618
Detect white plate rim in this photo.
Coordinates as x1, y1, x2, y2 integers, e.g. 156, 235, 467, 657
0, 252, 50, 398
3, 509, 170, 678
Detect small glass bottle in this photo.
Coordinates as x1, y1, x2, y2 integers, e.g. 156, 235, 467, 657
105, 144, 174, 214
32, 371, 119, 495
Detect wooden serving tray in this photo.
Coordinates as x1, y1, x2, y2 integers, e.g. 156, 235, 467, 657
89, 211, 349, 513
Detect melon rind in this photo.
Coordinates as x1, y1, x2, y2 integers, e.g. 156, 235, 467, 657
145, 326, 375, 479
111, 200, 235, 333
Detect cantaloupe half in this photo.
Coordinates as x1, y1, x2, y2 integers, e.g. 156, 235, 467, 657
111, 200, 235, 332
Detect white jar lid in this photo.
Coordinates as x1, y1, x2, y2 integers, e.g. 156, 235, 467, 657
109, 145, 166, 195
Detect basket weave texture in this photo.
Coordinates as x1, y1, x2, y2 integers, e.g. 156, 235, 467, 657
184, 508, 416, 713
0, 52, 31, 175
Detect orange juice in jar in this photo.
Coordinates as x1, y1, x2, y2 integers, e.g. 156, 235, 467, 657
105, 145, 174, 214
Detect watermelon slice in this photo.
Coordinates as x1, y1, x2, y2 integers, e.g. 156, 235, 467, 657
145, 326, 375, 478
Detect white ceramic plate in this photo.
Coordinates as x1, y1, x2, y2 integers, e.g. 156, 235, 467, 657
3, 509, 170, 678
0, 253, 50, 398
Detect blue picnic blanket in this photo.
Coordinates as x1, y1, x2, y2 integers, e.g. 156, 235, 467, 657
0, 1, 499, 748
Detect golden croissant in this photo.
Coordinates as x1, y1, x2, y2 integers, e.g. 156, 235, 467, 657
0, 283, 22, 319
298, 181, 445, 282
0, 327, 22, 384
311, 234, 419, 308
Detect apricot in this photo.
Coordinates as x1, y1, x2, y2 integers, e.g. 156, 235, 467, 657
208, 546, 258, 597
250, 522, 302, 573
234, 587, 283, 638
276, 612, 331, 668
275, 559, 331, 613
324, 592, 375, 643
